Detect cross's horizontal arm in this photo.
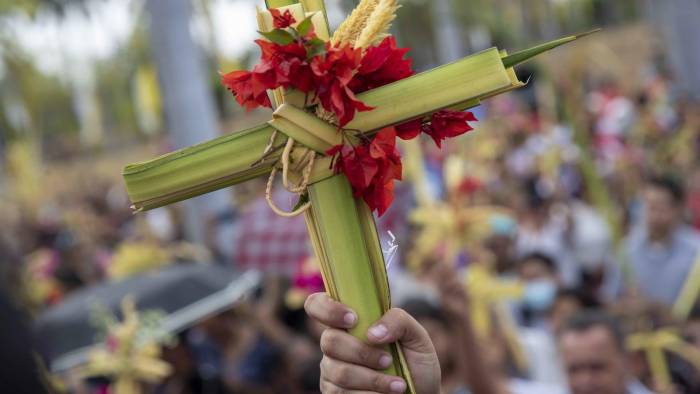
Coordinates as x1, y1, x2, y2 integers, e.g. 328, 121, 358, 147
123, 123, 284, 210
123, 34, 588, 211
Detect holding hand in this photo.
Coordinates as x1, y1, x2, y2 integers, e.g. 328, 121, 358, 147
304, 293, 441, 394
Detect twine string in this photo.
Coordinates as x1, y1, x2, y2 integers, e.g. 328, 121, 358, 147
264, 136, 316, 217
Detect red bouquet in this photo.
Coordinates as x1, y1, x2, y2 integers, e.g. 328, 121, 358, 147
222, 9, 476, 215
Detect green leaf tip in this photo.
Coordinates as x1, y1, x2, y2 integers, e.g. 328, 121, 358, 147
502, 28, 602, 69
259, 29, 296, 45
265, 0, 298, 7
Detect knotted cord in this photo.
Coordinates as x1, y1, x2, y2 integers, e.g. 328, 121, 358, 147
264, 134, 316, 217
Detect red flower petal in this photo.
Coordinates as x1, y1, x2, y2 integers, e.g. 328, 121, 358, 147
256, 39, 277, 60
425, 110, 477, 148
395, 119, 423, 140
351, 36, 413, 93
326, 129, 403, 216
270, 8, 296, 29
369, 127, 396, 159
221, 69, 272, 110
311, 44, 374, 127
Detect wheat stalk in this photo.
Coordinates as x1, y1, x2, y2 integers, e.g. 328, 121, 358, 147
332, 0, 379, 46
321, 0, 399, 123
355, 0, 399, 49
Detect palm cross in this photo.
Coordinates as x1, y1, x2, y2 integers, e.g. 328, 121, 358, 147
78, 298, 172, 394
123, 0, 592, 390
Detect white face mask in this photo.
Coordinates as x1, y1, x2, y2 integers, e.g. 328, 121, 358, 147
523, 280, 557, 312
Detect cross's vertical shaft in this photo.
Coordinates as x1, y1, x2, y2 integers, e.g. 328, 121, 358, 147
259, 1, 416, 390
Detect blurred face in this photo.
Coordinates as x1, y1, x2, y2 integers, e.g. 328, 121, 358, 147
485, 235, 515, 273
559, 326, 627, 394
644, 186, 679, 240
518, 259, 556, 282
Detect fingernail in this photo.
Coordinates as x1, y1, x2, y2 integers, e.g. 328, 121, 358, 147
378, 354, 392, 368
344, 312, 357, 327
368, 324, 388, 339
390, 380, 406, 393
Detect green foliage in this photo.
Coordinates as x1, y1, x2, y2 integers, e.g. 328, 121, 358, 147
94, 45, 140, 138
393, 0, 437, 70
440, 0, 642, 53
266, 0, 298, 8
296, 14, 316, 37
0, 41, 79, 142
259, 29, 296, 45
0, 0, 40, 17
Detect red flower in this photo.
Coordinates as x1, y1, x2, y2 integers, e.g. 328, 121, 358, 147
270, 8, 296, 29
257, 39, 306, 62
351, 36, 413, 92
394, 118, 425, 140
222, 39, 317, 109
393, 110, 478, 146
221, 68, 273, 110
424, 110, 477, 148
312, 44, 374, 127
256, 40, 315, 93
328, 144, 376, 190
327, 128, 402, 215
369, 128, 403, 183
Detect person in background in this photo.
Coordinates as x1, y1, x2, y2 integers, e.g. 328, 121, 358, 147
558, 310, 653, 394
687, 166, 700, 232
400, 298, 470, 394
548, 288, 600, 333
514, 178, 579, 286
520, 288, 601, 388
516, 252, 561, 329
0, 234, 50, 394
484, 214, 518, 276
625, 175, 700, 305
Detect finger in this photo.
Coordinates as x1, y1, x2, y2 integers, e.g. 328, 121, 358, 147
366, 308, 435, 354
320, 378, 382, 394
320, 356, 408, 394
320, 329, 393, 370
305, 293, 357, 329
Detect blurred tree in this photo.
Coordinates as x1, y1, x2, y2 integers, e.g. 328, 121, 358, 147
145, 0, 229, 243
0, 0, 115, 153
431, 0, 464, 63
93, 20, 153, 142
0, 0, 92, 18
0, 40, 79, 144
648, 0, 700, 100
0, 0, 39, 16
393, 0, 437, 70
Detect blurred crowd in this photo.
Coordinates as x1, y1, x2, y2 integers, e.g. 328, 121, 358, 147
2, 49, 700, 394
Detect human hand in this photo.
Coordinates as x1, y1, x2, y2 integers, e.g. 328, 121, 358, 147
305, 293, 441, 394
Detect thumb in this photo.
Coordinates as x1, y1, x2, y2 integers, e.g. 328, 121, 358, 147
366, 308, 435, 354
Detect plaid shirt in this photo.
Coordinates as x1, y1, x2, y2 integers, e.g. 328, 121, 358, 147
231, 191, 310, 275
231, 184, 413, 276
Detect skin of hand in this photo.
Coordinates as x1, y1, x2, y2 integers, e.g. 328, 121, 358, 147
304, 292, 441, 394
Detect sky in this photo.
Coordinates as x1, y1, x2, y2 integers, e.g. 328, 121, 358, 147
0, 0, 348, 77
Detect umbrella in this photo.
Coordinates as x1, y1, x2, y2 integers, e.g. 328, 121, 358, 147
34, 263, 261, 372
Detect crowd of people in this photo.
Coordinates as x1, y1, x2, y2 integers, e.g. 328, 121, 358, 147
1, 50, 700, 394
